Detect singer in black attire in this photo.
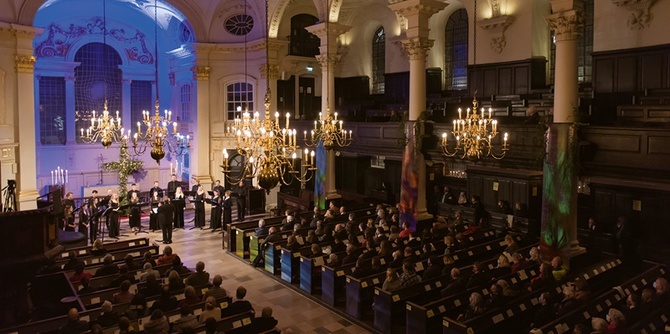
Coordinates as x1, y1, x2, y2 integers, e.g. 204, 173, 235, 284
173, 186, 185, 228
222, 190, 233, 230
158, 197, 175, 244
149, 181, 163, 198
234, 181, 248, 221
167, 174, 181, 198
209, 189, 222, 231
129, 192, 142, 233
149, 191, 160, 231
194, 185, 206, 229
88, 190, 99, 244
108, 193, 120, 238
79, 203, 90, 237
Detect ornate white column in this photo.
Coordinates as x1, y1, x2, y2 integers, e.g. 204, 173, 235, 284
390, 0, 446, 221
306, 22, 351, 200
14, 25, 42, 210
190, 52, 212, 190
546, 3, 583, 124
542, 0, 585, 258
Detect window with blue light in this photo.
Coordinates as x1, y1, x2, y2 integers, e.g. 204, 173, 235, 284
445, 9, 468, 90
39, 76, 66, 145
131, 80, 153, 127
372, 27, 385, 94
180, 84, 192, 122
74, 43, 122, 143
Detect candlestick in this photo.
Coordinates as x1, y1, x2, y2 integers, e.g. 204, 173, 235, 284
51, 171, 54, 185
458, 108, 462, 120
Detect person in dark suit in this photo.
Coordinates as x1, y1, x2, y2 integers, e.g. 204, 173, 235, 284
190, 177, 200, 194
88, 190, 99, 245
78, 203, 90, 237
422, 255, 444, 281
471, 195, 489, 228
250, 307, 279, 332
209, 189, 222, 231
149, 181, 163, 198
222, 190, 233, 229
255, 219, 268, 237
441, 268, 468, 297
158, 196, 175, 244
194, 185, 205, 229
441, 186, 455, 204
222, 286, 254, 317
234, 181, 248, 221
531, 292, 555, 328
59, 308, 89, 334
166, 174, 181, 198
63, 192, 76, 231
94, 254, 120, 277
615, 216, 637, 262
127, 183, 141, 201
212, 180, 225, 198
150, 286, 179, 313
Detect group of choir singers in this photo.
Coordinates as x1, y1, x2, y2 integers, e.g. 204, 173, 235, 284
61, 175, 249, 245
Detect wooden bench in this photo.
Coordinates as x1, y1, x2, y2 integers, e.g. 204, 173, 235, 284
56, 238, 151, 261
617, 105, 670, 122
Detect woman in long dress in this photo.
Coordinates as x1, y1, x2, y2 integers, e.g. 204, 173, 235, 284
149, 190, 160, 231
210, 189, 222, 231
109, 193, 120, 238
78, 203, 89, 238
194, 185, 206, 229
173, 186, 185, 228
129, 192, 141, 233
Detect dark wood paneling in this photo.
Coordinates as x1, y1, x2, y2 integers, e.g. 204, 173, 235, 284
617, 57, 638, 92
467, 167, 543, 219
277, 76, 295, 114
641, 53, 664, 89
592, 43, 670, 93
468, 57, 547, 97
335, 76, 370, 106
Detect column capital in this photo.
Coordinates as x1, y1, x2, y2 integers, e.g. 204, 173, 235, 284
397, 37, 434, 60
546, 9, 584, 41
315, 53, 343, 68
15, 55, 36, 74
259, 64, 280, 80
388, 0, 447, 38
191, 65, 211, 81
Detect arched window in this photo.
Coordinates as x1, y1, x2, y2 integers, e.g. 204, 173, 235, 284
226, 82, 254, 120
38, 77, 66, 145
130, 80, 152, 127
372, 27, 385, 94
445, 9, 468, 90
74, 42, 122, 143
180, 84, 192, 122
289, 14, 320, 57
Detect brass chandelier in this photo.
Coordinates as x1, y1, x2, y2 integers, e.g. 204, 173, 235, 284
441, 97, 508, 160
80, 100, 124, 148
78, 0, 123, 148
441, 0, 508, 160
221, 0, 315, 192
304, 5, 352, 150
132, 0, 189, 164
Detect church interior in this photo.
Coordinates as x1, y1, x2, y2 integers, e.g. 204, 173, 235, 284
1, 0, 670, 333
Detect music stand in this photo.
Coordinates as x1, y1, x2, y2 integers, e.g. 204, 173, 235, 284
88, 209, 105, 243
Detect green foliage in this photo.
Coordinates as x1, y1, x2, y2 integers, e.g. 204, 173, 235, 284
397, 111, 429, 155
103, 145, 143, 208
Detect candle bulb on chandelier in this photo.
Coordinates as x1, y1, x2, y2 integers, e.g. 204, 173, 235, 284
488, 107, 492, 119
442, 132, 447, 146
286, 112, 290, 128
173, 122, 177, 134
291, 152, 296, 169
458, 108, 462, 120
310, 150, 315, 165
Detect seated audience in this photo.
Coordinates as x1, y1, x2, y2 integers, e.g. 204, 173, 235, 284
140, 273, 162, 297
531, 292, 555, 328
490, 254, 512, 278
117, 316, 134, 333
510, 252, 527, 273
172, 305, 197, 333
125, 293, 147, 320
466, 262, 492, 289
95, 300, 119, 327
250, 306, 279, 333
110, 264, 136, 287
142, 251, 157, 268
63, 251, 84, 271
91, 239, 107, 256
95, 254, 120, 277
139, 263, 159, 282
112, 280, 134, 304
167, 270, 185, 291
382, 268, 402, 292
169, 255, 191, 276
185, 261, 210, 286
422, 255, 444, 281
203, 275, 228, 301
59, 308, 89, 334
551, 256, 568, 281
591, 317, 608, 334
606, 308, 626, 334
150, 286, 178, 313
156, 246, 177, 266
179, 286, 200, 308
457, 292, 485, 321
529, 262, 555, 291
198, 296, 222, 324
223, 286, 254, 317
441, 268, 467, 296
78, 276, 96, 294
124, 254, 141, 271
143, 309, 170, 334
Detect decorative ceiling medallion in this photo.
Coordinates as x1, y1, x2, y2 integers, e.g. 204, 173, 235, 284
225, 14, 254, 36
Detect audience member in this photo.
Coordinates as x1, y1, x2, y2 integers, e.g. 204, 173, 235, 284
63, 251, 84, 271
441, 268, 467, 296
169, 255, 191, 276
94, 254, 119, 277
139, 263, 159, 282
143, 309, 170, 334
199, 296, 222, 324
382, 268, 401, 292
112, 280, 135, 304
179, 286, 200, 308
422, 255, 444, 281
59, 308, 89, 334
156, 246, 177, 266
250, 306, 279, 333
531, 292, 554, 328
591, 317, 608, 334
186, 261, 210, 286
78, 276, 96, 294
91, 239, 107, 256
150, 286, 178, 313
110, 264, 136, 287
140, 273, 161, 297
457, 292, 485, 321
606, 308, 626, 334
95, 300, 119, 327
142, 251, 157, 268
167, 270, 186, 291
203, 275, 228, 301
126, 293, 147, 320
551, 256, 568, 281
466, 262, 492, 289
223, 286, 254, 317
124, 254, 141, 271
117, 316, 134, 333
172, 305, 197, 333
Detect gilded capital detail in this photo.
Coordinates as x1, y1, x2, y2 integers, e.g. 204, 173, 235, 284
546, 10, 584, 42
259, 64, 280, 80
398, 37, 434, 60
315, 54, 342, 68
191, 65, 210, 81
15, 55, 36, 74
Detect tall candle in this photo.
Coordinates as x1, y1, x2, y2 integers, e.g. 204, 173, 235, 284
65, 170, 68, 184
51, 171, 54, 185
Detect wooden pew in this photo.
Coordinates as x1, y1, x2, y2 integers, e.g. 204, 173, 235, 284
538, 264, 665, 334
321, 256, 390, 307
438, 257, 626, 334
55, 238, 150, 261
299, 251, 346, 294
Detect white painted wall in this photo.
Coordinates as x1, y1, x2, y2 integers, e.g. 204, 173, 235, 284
594, 0, 670, 52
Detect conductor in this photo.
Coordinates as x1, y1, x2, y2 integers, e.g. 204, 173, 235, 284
234, 181, 248, 221
158, 196, 175, 244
